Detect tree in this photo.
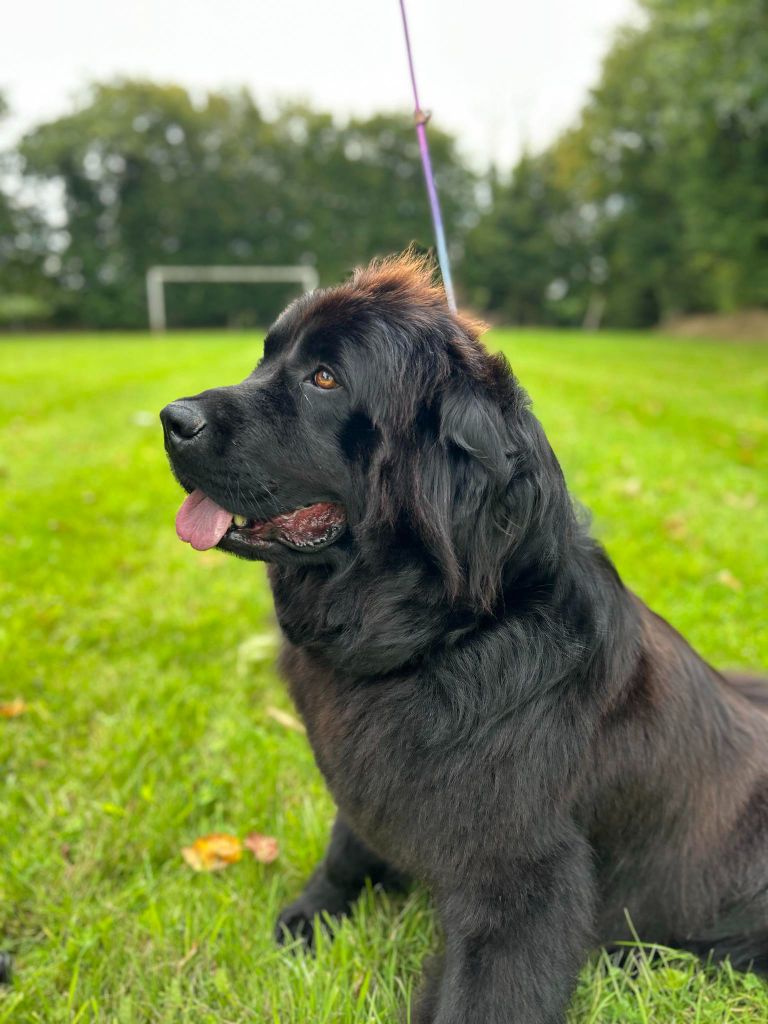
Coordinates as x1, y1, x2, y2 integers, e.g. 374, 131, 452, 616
12, 0, 768, 331
19, 82, 477, 328
462, 154, 595, 325
0, 94, 51, 326
554, 0, 768, 324
465, 0, 768, 327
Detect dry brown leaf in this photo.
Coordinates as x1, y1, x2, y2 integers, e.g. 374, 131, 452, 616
663, 515, 688, 541
181, 833, 242, 872
245, 833, 280, 863
0, 698, 27, 719
265, 706, 306, 734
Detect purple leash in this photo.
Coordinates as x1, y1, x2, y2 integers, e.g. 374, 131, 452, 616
398, 0, 458, 313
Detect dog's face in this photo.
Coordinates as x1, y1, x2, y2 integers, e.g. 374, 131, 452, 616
161, 255, 565, 606
160, 300, 374, 565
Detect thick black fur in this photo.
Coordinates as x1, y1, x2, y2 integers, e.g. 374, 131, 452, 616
161, 254, 768, 1023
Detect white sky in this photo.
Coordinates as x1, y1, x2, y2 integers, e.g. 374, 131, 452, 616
1, 0, 638, 169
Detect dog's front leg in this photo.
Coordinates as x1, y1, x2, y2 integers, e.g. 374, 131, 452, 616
275, 813, 408, 949
415, 832, 594, 1024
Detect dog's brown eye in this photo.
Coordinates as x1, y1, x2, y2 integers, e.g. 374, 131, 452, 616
313, 368, 339, 390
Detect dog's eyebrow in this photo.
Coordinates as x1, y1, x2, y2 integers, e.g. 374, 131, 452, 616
294, 323, 346, 364
263, 326, 290, 361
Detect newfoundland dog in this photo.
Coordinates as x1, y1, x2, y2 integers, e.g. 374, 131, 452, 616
161, 254, 768, 1023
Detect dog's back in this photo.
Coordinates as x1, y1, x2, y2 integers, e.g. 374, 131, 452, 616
724, 671, 768, 710
585, 604, 768, 970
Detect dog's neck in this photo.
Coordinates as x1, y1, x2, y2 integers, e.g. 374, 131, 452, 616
268, 523, 637, 684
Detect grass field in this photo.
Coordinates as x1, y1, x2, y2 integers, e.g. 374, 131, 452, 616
1, 328, 767, 1023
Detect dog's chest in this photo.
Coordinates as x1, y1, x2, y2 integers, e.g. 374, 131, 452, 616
278, 643, 437, 869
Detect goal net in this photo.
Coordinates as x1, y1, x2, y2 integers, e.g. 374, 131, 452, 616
145, 265, 319, 332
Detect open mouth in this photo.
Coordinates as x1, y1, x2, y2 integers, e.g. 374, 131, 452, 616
175, 489, 347, 553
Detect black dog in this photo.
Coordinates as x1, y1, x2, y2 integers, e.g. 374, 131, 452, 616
161, 254, 768, 1023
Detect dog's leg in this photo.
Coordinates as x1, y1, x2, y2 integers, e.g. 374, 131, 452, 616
414, 834, 594, 1024
275, 814, 408, 949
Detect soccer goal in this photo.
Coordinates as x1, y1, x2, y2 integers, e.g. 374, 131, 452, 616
145, 264, 320, 332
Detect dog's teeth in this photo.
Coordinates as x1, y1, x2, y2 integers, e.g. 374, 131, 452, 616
233, 514, 247, 527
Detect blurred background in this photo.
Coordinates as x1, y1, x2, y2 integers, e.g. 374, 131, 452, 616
1, 3, 767, 1020
1, 0, 765, 334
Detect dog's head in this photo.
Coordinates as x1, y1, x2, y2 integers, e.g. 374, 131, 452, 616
161, 253, 570, 610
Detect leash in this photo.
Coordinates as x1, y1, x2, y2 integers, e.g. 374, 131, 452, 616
397, 0, 458, 313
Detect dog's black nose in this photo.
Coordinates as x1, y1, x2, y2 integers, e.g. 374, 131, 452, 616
160, 401, 206, 441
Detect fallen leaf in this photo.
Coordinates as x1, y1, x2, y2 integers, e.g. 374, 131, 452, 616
723, 492, 758, 511
643, 401, 664, 417
182, 833, 242, 872
620, 478, 642, 498
265, 706, 306, 734
663, 515, 688, 540
245, 833, 280, 863
717, 569, 742, 592
0, 699, 27, 719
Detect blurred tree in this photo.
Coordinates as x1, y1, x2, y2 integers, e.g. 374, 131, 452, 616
9, 0, 768, 331
554, 0, 768, 325
19, 82, 476, 328
462, 154, 595, 325
0, 94, 52, 326
466, 0, 768, 327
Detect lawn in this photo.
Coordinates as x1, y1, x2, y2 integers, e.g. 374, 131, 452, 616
1, 328, 767, 1023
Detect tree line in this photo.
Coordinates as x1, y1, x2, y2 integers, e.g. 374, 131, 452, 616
1, 0, 766, 330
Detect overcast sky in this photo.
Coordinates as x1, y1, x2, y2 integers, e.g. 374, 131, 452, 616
2, 0, 639, 169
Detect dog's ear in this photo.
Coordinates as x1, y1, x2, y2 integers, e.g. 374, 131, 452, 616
405, 370, 516, 610
411, 360, 570, 611
364, 345, 569, 611
439, 377, 511, 487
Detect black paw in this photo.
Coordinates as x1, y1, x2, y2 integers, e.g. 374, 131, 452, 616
0, 951, 12, 985
275, 898, 321, 949
274, 884, 352, 954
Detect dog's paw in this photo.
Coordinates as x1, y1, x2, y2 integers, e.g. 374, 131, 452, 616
275, 885, 352, 951
275, 898, 319, 950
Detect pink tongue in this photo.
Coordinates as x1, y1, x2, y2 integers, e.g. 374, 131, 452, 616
175, 489, 233, 550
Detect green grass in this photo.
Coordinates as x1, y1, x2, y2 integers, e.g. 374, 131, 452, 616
1, 328, 766, 1023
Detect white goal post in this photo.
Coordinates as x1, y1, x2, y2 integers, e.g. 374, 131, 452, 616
145, 264, 320, 332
